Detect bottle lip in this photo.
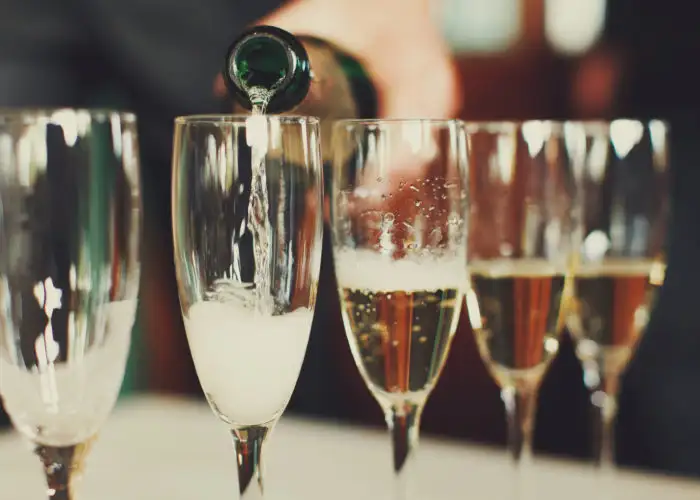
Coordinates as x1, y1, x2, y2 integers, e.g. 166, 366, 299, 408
227, 30, 296, 94
223, 25, 311, 113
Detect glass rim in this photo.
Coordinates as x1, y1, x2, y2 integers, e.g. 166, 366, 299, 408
563, 118, 670, 131
462, 118, 670, 134
334, 118, 460, 127
0, 108, 137, 125
174, 114, 320, 126
461, 121, 520, 134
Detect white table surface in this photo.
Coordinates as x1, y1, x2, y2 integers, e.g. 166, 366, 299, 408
1, 395, 700, 500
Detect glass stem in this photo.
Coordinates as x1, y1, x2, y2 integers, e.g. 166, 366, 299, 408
232, 425, 270, 500
600, 395, 617, 468
591, 381, 619, 468
501, 385, 536, 465
386, 401, 422, 500
584, 355, 621, 469
35, 438, 94, 500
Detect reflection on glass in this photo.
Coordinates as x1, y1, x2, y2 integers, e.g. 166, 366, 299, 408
565, 119, 669, 469
463, 121, 578, 471
0, 109, 141, 499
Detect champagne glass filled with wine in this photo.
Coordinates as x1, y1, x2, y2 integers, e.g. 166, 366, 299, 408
565, 120, 669, 469
0, 109, 142, 499
171, 114, 323, 500
330, 119, 468, 500
463, 121, 579, 467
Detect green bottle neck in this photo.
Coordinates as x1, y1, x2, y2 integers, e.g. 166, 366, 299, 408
223, 25, 377, 118
224, 25, 311, 113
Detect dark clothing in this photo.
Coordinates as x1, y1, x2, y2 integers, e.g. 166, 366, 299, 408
0, 0, 280, 228
601, 0, 700, 477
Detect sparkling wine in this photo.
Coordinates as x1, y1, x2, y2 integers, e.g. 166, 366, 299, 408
568, 258, 665, 377
246, 105, 274, 314
335, 251, 465, 406
467, 259, 566, 388
0, 300, 136, 447
183, 298, 312, 427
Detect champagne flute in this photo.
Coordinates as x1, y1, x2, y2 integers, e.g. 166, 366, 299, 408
171, 114, 323, 500
463, 121, 578, 465
329, 119, 468, 500
565, 119, 669, 468
0, 109, 142, 499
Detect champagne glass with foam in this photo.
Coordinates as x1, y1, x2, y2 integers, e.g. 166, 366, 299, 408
172, 114, 323, 500
0, 109, 141, 499
330, 119, 468, 500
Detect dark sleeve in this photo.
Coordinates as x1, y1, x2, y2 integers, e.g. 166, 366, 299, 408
73, 0, 284, 116
602, 0, 700, 119
0, 0, 92, 430
71, 0, 284, 229
0, 0, 96, 108
600, 0, 636, 46
602, 0, 700, 478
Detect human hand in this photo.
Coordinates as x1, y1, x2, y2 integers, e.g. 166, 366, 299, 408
214, 0, 461, 120
214, 0, 463, 222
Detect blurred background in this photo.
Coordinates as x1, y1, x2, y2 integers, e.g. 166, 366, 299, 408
2, 0, 700, 480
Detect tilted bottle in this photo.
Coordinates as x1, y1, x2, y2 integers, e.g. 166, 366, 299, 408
223, 25, 377, 156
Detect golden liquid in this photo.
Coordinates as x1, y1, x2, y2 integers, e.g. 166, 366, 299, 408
569, 259, 665, 376
339, 287, 462, 406
467, 260, 566, 388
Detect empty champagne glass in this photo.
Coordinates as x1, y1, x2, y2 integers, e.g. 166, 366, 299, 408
565, 119, 669, 468
0, 109, 142, 499
463, 121, 578, 466
330, 119, 468, 500
171, 115, 323, 500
